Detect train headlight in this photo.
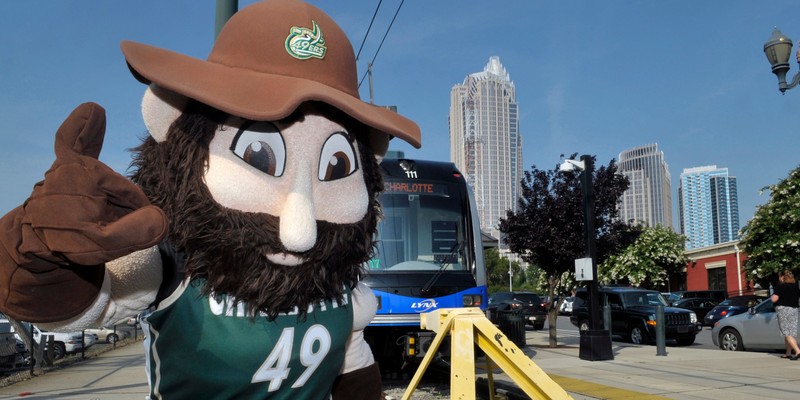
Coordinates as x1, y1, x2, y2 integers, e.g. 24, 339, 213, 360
462, 295, 482, 307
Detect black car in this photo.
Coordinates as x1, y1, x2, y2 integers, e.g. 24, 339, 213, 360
671, 298, 719, 322
570, 287, 700, 346
666, 290, 727, 306
487, 291, 546, 330
703, 295, 765, 327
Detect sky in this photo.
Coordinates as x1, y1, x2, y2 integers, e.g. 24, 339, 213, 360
2, 0, 800, 231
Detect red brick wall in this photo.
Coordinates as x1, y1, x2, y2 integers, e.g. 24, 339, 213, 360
685, 251, 751, 296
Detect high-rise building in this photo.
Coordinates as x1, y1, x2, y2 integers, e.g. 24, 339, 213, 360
678, 165, 740, 250
618, 144, 672, 229
449, 56, 522, 240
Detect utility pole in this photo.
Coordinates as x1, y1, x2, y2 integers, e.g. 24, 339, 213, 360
215, 0, 238, 39
367, 63, 375, 104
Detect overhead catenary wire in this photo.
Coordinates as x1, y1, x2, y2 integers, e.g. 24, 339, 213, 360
357, 0, 405, 89
355, 0, 382, 62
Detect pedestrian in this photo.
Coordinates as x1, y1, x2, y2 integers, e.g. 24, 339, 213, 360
770, 270, 800, 360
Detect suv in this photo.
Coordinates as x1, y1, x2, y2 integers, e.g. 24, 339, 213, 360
487, 291, 547, 330
570, 287, 700, 346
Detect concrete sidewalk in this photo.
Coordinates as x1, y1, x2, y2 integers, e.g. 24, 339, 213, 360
0, 331, 798, 399
502, 329, 800, 399
0, 343, 149, 399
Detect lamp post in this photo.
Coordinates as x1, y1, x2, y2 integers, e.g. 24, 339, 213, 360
560, 155, 614, 361
763, 27, 800, 93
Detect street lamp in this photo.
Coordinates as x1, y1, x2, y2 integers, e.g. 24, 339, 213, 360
763, 27, 800, 93
560, 155, 614, 361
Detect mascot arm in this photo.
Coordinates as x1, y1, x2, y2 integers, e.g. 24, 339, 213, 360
332, 282, 382, 399
38, 246, 163, 331
0, 103, 168, 324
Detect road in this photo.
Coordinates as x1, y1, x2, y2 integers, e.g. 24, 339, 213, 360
545, 313, 718, 350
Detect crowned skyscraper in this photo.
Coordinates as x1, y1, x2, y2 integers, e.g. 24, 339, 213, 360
449, 57, 522, 240
678, 166, 740, 250
618, 144, 672, 229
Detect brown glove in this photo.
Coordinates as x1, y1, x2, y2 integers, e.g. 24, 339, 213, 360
0, 102, 168, 323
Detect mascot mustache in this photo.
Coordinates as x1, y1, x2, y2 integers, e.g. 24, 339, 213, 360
130, 102, 383, 319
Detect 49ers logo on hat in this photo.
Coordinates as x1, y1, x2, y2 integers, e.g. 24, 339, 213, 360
285, 20, 327, 60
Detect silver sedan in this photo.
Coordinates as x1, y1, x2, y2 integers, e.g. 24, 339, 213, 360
711, 299, 788, 352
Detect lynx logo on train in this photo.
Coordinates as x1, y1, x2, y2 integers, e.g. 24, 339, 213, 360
411, 299, 438, 313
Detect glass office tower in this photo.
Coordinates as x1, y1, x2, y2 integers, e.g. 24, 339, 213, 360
449, 57, 522, 240
618, 144, 672, 229
678, 166, 740, 250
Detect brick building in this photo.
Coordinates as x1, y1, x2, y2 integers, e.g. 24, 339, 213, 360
684, 241, 756, 296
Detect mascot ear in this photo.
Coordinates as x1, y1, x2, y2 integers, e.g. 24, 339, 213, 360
142, 85, 187, 142
367, 131, 390, 164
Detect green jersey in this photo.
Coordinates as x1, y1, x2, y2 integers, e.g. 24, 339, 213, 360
141, 279, 353, 399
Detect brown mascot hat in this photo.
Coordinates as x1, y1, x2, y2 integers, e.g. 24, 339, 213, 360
120, 0, 421, 152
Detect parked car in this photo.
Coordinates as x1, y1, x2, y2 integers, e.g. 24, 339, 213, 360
570, 287, 700, 346
487, 291, 547, 330
0, 319, 93, 360
671, 298, 719, 322
703, 295, 765, 327
0, 330, 27, 370
558, 296, 574, 315
83, 331, 99, 348
85, 327, 130, 344
711, 299, 785, 352
667, 290, 727, 306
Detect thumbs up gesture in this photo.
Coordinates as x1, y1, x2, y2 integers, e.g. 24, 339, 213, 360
0, 103, 168, 323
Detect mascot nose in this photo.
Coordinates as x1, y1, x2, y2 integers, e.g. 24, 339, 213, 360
279, 165, 317, 252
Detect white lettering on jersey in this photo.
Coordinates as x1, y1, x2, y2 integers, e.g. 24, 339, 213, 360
251, 325, 333, 391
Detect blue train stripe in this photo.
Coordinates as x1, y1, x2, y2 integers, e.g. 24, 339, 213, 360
368, 286, 487, 327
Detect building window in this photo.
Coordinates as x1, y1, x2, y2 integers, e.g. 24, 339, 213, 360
708, 267, 727, 292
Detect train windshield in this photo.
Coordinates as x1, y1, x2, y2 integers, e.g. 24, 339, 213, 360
367, 180, 472, 272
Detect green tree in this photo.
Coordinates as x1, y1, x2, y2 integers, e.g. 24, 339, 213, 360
739, 166, 800, 286
498, 154, 638, 347
484, 247, 522, 293
600, 225, 688, 289
519, 264, 548, 293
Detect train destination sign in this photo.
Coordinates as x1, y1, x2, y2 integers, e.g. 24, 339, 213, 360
384, 181, 449, 196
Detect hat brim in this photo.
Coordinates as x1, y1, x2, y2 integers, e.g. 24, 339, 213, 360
121, 41, 421, 149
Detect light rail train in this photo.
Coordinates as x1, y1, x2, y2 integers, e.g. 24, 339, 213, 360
362, 157, 487, 371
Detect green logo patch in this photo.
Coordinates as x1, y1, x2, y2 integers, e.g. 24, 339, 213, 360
285, 20, 326, 60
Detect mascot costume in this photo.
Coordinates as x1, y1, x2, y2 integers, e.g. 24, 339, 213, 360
0, 0, 421, 398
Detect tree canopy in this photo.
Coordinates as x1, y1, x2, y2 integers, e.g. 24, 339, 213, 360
498, 155, 637, 282
739, 166, 800, 283
498, 154, 637, 347
484, 247, 544, 293
600, 225, 687, 289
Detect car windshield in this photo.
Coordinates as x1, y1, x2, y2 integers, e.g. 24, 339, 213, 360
720, 296, 761, 307
623, 292, 668, 306
753, 299, 775, 313
667, 293, 679, 303
512, 293, 541, 304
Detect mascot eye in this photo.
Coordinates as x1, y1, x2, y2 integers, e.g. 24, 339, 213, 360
230, 122, 286, 177
318, 132, 358, 181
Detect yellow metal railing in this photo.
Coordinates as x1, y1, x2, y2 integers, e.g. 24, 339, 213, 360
401, 308, 573, 400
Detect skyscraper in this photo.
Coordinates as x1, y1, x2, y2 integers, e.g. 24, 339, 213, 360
678, 166, 740, 250
449, 56, 522, 240
618, 144, 672, 229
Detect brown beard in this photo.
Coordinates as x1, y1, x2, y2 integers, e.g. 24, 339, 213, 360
129, 101, 383, 319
